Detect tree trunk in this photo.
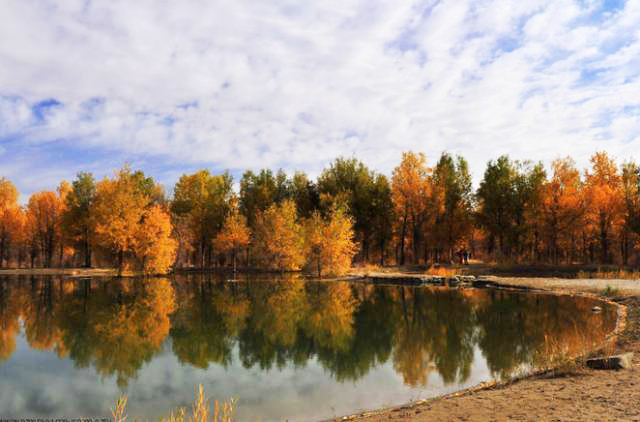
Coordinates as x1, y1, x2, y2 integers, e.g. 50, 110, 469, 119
233, 249, 237, 275
599, 213, 608, 264
84, 228, 92, 268
399, 212, 407, 266
117, 249, 124, 276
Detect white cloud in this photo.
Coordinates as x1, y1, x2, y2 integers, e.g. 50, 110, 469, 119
0, 0, 638, 194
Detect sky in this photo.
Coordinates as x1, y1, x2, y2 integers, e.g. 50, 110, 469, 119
0, 0, 639, 200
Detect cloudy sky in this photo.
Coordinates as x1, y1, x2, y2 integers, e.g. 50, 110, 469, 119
0, 0, 639, 199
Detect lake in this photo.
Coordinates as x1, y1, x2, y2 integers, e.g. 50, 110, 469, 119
0, 274, 618, 421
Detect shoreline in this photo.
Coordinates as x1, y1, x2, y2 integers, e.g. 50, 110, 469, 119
327, 275, 639, 422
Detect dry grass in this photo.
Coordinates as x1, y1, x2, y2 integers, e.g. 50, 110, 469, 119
425, 266, 461, 278
577, 268, 640, 280
602, 284, 621, 297
349, 263, 385, 276
111, 384, 236, 422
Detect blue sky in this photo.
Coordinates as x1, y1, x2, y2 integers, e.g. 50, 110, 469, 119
0, 0, 639, 201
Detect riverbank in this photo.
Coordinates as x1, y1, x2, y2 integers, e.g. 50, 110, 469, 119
334, 276, 640, 422
0, 267, 121, 276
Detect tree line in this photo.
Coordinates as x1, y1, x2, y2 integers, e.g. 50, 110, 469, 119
0, 150, 639, 274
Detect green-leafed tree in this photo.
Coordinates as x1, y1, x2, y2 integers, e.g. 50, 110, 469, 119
171, 170, 234, 268
62, 172, 97, 267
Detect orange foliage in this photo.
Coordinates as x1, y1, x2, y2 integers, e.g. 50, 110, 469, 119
92, 168, 150, 273
540, 157, 585, 263
0, 178, 23, 267
253, 199, 304, 271
214, 202, 251, 270
304, 208, 358, 277
26, 190, 65, 267
391, 152, 433, 264
135, 205, 177, 275
584, 152, 624, 263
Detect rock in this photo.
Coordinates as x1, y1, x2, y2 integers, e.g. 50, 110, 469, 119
592, 306, 602, 313
429, 276, 445, 285
586, 352, 634, 370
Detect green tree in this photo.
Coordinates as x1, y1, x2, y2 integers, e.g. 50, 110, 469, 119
317, 158, 380, 262
172, 170, 233, 268
62, 172, 96, 267
622, 161, 640, 264
239, 169, 292, 229
431, 153, 474, 262
476, 156, 546, 261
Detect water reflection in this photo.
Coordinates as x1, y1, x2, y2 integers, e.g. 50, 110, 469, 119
0, 274, 617, 419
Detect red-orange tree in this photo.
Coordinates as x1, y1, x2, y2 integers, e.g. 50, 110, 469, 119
584, 152, 623, 264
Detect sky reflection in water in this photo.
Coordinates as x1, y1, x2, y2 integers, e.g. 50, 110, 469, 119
0, 274, 617, 421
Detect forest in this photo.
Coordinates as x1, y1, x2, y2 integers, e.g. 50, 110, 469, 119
0, 150, 639, 275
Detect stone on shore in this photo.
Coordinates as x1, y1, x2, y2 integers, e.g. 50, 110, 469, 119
586, 352, 634, 370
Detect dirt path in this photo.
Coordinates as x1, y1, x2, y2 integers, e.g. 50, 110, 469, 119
338, 278, 640, 422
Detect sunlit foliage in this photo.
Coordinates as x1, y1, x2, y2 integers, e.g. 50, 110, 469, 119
214, 199, 251, 272
304, 207, 358, 277
172, 170, 233, 268
0, 150, 639, 270
253, 199, 305, 271
135, 205, 177, 275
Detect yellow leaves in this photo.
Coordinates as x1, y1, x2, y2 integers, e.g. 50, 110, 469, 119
93, 169, 150, 257
584, 152, 624, 227
304, 208, 358, 277
391, 151, 432, 215
253, 199, 305, 271
26, 190, 66, 267
214, 208, 251, 255
540, 157, 584, 247
135, 206, 177, 275
0, 178, 18, 209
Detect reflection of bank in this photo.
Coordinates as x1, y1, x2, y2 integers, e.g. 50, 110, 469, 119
0, 275, 176, 387
0, 274, 618, 390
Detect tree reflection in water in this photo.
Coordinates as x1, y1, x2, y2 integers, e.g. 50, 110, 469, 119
0, 274, 617, 389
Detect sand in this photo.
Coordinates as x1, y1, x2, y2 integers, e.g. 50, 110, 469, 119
334, 277, 640, 422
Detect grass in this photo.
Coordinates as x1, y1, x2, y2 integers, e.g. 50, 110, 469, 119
577, 267, 640, 280
602, 284, 620, 297
112, 385, 236, 422
425, 265, 462, 278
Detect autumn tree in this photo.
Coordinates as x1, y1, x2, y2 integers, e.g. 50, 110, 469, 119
214, 199, 251, 273
540, 158, 585, 264
172, 170, 233, 268
92, 167, 153, 274
584, 152, 623, 264
253, 199, 304, 271
62, 172, 96, 267
391, 152, 432, 265
134, 205, 177, 274
0, 178, 23, 267
304, 207, 358, 277
317, 158, 384, 262
26, 190, 65, 267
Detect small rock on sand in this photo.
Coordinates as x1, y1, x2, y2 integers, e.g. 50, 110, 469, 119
586, 352, 634, 370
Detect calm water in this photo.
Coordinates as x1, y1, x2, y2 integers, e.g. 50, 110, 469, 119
0, 274, 617, 421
